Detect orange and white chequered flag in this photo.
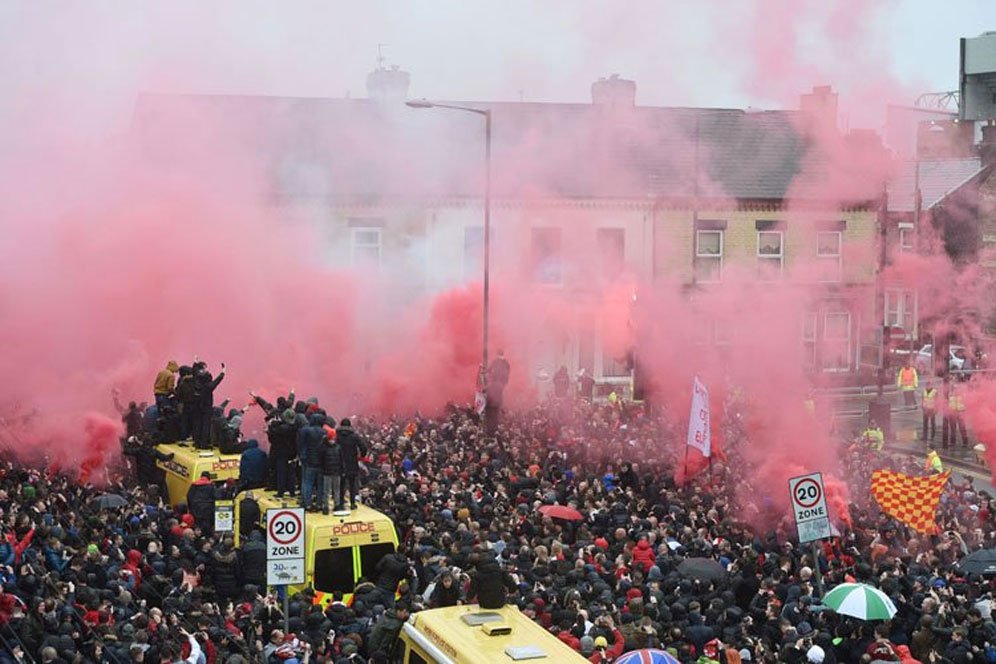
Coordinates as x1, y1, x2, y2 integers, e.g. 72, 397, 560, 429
871, 470, 950, 534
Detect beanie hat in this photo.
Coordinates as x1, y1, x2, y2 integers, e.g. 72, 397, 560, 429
807, 645, 825, 663
580, 636, 595, 655
87, 544, 99, 556
594, 537, 609, 550
594, 636, 608, 649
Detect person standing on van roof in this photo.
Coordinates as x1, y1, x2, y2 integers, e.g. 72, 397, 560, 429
192, 362, 225, 449
320, 417, 342, 514
268, 409, 298, 498
298, 412, 328, 513
336, 419, 367, 511
154, 360, 180, 408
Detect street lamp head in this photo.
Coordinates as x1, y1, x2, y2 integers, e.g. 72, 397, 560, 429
405, 99, 435, 109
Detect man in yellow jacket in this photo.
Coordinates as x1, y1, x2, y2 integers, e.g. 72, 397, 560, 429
863, 421, 885, 452
925, 446, 943, 473
921, 382, 937, 442
897, 361, 918, 408
154, 360, 179, 408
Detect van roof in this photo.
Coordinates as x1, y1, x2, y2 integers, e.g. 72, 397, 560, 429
408, 604, 588, 663
238, 490, 394, 529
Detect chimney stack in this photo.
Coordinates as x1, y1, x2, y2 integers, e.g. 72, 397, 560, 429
591, 74, 637, 109
981, 120, 996, 168
799, 85, 838, 131
366, 64, 410, 104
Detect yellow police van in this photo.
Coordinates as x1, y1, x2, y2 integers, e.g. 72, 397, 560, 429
398, 604, 588, 664
155, 442, 242, 507
234, 489, 399, 605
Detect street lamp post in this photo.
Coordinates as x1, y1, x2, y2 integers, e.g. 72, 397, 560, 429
406, 100, 493, 379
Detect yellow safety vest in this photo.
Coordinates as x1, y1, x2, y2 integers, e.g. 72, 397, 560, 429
925, 451, 943, 473
898, 367, 919, 390
949, 393, 965, 412
864, 427, 884, 451
922, 388, 936, 410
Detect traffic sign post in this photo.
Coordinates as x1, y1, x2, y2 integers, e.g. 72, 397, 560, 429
214, 500, 234, 534
788, 472, 830, 597
266, 508, 305, 633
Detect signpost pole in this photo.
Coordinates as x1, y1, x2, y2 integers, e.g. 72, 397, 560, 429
283, 587, 290, 633
810, 541, 825, 597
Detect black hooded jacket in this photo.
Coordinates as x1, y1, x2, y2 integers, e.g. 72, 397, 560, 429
336, 424, 367, 476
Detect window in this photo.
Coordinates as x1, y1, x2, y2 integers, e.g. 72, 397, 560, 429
695, 230, 723, 283
350, 227, 382, 266
597, 228, 625, 280
822, 311, 851, 372
600, 349, 630, 378
885, 289, 917, 334
899, 227, 914, 253
313, 548, 355, 594
463, 226, 483, 281
531, 227, 562, 284
358, 543, 395, 581
757, 231, 784, 280
407, 649, 430, 664
803, 313, 817, 368
816, 231, 841, 282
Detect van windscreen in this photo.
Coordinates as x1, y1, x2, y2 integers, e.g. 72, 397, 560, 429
314, 547, 355, 594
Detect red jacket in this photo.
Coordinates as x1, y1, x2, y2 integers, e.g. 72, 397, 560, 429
589, 628, 624, 663
632, 539, 655, 573
557, 631, 580, 650
6, 528, 34, 567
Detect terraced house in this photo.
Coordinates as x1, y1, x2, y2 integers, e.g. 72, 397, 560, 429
134, 72, 883, 391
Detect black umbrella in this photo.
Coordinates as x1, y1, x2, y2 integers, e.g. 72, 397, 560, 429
677, 557, 726, 582
92, 493, 129, 510
957, 549, 996, 577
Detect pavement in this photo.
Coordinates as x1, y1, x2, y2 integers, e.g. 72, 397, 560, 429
833, 397, 993, 484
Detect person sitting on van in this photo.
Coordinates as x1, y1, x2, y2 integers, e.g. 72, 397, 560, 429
367, 603, 410, 661
336, 419, 367, 511
186, 471, 217, 536
239, 440, 267, 490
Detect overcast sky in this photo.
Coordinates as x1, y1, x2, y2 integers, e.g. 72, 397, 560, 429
0, 0, 990, 136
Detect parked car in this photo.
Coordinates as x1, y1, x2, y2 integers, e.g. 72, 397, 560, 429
913, 344, 971, 373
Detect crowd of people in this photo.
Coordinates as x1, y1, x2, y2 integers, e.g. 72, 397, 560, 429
0, 360, 994, 664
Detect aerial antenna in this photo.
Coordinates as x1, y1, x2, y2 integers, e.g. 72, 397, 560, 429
377, 43, 388, 70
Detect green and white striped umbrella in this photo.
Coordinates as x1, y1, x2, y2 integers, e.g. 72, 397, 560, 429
823, 583, 897, 621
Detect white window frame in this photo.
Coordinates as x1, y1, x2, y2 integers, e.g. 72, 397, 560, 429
532, 227, 563, 285
822, 311, 851, 373
884, 289, 917, 335
803, 312, 817, 368
899, 227, 914, 253
695, 230, 724, 283
757, 230, 784, 280
816, 231, 842, 282
350, 226, 382, 266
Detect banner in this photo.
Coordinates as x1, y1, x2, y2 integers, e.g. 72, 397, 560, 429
871, 470, 950, 534
686, 376, 711, 457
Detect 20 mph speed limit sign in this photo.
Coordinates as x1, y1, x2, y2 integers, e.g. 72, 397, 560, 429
788, 472, 832, 543
266, 507, 305, 585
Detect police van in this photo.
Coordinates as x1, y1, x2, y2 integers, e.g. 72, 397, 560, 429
234, 489, 399, 605
155, 442, 241, 506
398, 604, 588, 663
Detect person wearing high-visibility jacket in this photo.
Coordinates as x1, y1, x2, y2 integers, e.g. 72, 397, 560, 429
863, 421, 885, 452
924, 446, 944, 473
921, 383, 938, 442
897, 362, 919, 408
942, 377, 968, 449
